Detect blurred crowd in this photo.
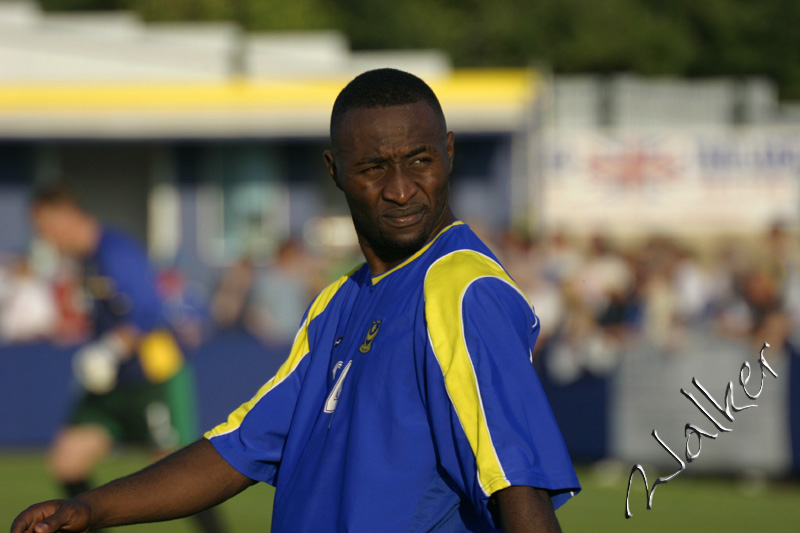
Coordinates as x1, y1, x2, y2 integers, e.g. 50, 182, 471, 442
0, 236, 342, 352
490, 222, 798, 385
2, 222, 798, 385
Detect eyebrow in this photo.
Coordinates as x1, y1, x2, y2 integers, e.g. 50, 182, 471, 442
405, 146, 428, 159
354, 155, 387, 167
354, 146, 429, 167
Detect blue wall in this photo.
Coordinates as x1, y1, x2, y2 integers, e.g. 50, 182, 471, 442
0, 332, 287, 447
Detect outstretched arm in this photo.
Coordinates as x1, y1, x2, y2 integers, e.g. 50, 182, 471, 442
11, 439, 254, 533
494, 486, 562, 533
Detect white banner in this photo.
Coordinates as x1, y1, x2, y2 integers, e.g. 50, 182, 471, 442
543, 129, 800, 235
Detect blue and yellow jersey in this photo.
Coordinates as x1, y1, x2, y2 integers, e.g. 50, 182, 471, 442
206, 222, 580, 531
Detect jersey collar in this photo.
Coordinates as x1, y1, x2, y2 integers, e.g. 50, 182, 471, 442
370, 221, 464, 285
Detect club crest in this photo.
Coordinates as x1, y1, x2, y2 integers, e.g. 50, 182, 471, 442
358, 320, 382, 353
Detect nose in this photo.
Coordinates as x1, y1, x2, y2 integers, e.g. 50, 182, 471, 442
382, 165, 418, 205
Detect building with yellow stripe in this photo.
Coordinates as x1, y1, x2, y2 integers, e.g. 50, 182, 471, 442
0, 1, 544, 271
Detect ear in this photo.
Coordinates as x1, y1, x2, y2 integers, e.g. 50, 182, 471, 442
445, 131, 455, 173
323, 150, 343, 191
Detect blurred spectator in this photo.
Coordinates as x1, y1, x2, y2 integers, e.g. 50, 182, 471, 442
247, 239, 316, 347
575, 234, 634, 320
508, 235, 565, 346
762, 221, 800, 287
672, 244, 712, 322
0, 235, 90, 346
542, 229, 583, 285
0, 257, 58, 343
637, 237, 710, 354
158, 267, 208, 349
210, 256, 255, 331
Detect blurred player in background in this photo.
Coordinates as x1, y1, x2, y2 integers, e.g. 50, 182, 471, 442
28, 186, 225, 533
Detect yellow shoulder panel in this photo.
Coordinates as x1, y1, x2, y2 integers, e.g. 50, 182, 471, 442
424, 249, 524, 495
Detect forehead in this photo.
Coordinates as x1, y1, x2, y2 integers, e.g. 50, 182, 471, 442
32, 203, 65, 215
32, 203, 74, 222
335, 102, 444, 155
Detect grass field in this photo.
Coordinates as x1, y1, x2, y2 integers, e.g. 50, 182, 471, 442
2, 451, 799, 531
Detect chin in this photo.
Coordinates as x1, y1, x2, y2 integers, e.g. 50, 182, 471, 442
381, 227, 430, 255
354, 213, 434, 260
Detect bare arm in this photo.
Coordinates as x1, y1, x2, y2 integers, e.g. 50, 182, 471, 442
494, 486, 562, 533
11, 439, 254, 533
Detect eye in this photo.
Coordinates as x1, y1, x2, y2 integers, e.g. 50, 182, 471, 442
361, 165, 384, 176
412, 157, 432, 166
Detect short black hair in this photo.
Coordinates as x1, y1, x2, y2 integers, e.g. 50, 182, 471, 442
330, 68, 446, 147
31, 184, 80, 209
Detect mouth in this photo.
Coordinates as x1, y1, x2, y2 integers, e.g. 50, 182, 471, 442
382, 205, 425, 229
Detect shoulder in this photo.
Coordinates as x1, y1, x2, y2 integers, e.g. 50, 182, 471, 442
425, 247, 530, 317
424, 224, 534, 323
423, 227, 535, 324
424, 225, 520, 300
92, 228, 152, 278
96, 228, 146, 260
99, 227, 139, 248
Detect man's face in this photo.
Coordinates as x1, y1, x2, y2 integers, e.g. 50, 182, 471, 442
31, 204, 79, 255
325, 101, 455, 264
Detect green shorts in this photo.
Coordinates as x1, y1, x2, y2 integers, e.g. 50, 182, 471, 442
70, 366, 199, 449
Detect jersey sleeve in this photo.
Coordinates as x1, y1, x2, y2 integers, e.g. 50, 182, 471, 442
204, 307, 313, 484
423, 249, 580, 525
98, 233, 162, 332
204, 271, 354, 485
